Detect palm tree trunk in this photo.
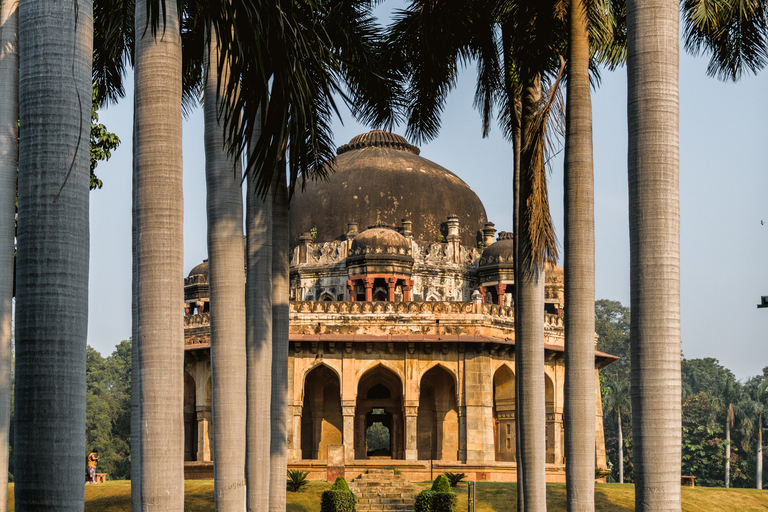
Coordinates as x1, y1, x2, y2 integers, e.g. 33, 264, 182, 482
627, 0, 681, 509
517, 71, 547, 512
758, 414, 763, 490
14, 0, 91, 508
206, 30, 246, 512
502, 23, 524, 509
133, 0, 184, 508
725, 408, 731, 488
0, 3, 18, 508
564, 0, 596, 509
618, 410, 624, 484
245, 140, 273, 508
270, 165, 289, 511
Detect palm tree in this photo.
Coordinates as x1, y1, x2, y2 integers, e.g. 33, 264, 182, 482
716, 379, 745, 488
0, 2, 18, 508
132, 0, 184, 509
626, 0, 681, 509
205, 28, 247, 512
603, 375, 631, 483
741, 379, 768, 489
270, 165, 289, 510
563, 0, 595, 507
245, 140, 274, 508
387, 2, 562, 507
14, 0, 92, 509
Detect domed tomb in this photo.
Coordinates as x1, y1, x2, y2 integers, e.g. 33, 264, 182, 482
185, 259, 209, 303
289, 130, 488, 248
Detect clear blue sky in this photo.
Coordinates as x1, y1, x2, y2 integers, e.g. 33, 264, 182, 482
88, 11, 768, 381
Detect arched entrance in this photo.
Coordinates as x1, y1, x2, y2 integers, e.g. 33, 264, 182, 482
493, 365, 516, 462
417, 366, 459, 460
184, 373, 197, 461
356, 365, 404, 459
301, 364, 342, 459
545, 373, 557, 463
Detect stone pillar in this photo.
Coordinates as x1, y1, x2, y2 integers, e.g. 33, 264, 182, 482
299, 232, 313, 263
495, 284, 507, 305
554, 415, 563, 464
594, 368, 608, 469
457, 406, 467, 462
293, 404, 303, 460
363, 277, 374, 302
482, 222, 496, 247
404, 404, 418, 460
446, 215, 461, 263
463, 350, 495, 464
346, 279, 356, 301
478, 285, 488, 304
342, 402, 355, 462
403, 279, 413, 302
196, 406, 212, 461
386, 277, 397, 302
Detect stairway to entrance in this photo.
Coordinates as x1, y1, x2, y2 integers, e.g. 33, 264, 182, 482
348, 468, 419, 512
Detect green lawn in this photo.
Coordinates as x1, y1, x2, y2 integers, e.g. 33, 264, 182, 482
6, 480, 768, 511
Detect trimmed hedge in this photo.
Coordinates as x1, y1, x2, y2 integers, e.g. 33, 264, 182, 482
431, 475, 451, 493
331, 476, 351, 493
414, 489, 456, 512
321, 489, 356, 512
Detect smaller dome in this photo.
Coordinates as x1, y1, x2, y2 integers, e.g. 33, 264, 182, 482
350, 226, 411, 255
188, 259, 209, 278
479, 232, 514, 267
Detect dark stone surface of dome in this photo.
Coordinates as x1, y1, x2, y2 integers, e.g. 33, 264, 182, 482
351, 226, 411, 253
290, 130, 488, 247
188, 259, 209, 278
479, 232, 514, 267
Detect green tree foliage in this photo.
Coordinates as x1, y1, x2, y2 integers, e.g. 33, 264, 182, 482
85, 340, 131, 480
682, 358, 735, 398
682, 393, 745, 487
89, 85, 121, 190
596, 299, 632, 482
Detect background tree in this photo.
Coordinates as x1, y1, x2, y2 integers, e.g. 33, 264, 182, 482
603, 373, 631, 483
741, 377, 768, 489
86, 341, 132, 481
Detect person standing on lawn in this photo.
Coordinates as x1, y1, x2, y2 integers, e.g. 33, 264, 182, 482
87, 449, 99, 483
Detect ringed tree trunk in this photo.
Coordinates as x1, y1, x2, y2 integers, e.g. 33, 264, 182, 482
618, 409, 624, 484
758, 414, 763, 490
517, 69, 548, 512
245, 132, 273, 509
0, 2, 18, 508
15, 0, 92, 508
206, 29, 246, 512
627, 0, 681, 509
725, 405, 732, 488
563, 0, 596, 509
132, 0, 185, 509
270, 165, 289, 511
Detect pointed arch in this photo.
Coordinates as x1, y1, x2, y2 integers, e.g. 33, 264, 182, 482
417, 364, 459, 461
301, 363, 343, 459
493, 364, 516, 462
355, 363, 405, 459
298, 360, 342, 402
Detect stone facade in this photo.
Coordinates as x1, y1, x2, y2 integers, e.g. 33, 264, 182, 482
181, 130, 615, 482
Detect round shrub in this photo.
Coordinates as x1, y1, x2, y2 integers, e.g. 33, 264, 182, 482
331, 476, 351, 492
431, 474, 451, 493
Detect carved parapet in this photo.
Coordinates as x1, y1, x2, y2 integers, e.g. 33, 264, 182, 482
184, 313, 210, 327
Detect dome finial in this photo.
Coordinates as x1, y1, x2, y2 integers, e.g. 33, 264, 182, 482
337, 130, 420, 155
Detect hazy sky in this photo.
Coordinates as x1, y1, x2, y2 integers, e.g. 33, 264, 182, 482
88, 15, 768, 381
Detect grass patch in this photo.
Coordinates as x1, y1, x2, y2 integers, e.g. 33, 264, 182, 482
5, 480, 768, 511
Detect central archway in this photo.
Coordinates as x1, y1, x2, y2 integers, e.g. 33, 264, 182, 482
355, 364, 404, 459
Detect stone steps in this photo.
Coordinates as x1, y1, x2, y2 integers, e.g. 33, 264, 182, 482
348, 469, 418, 512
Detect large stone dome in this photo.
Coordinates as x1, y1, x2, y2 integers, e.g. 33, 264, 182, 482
289, 130, 488, 247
